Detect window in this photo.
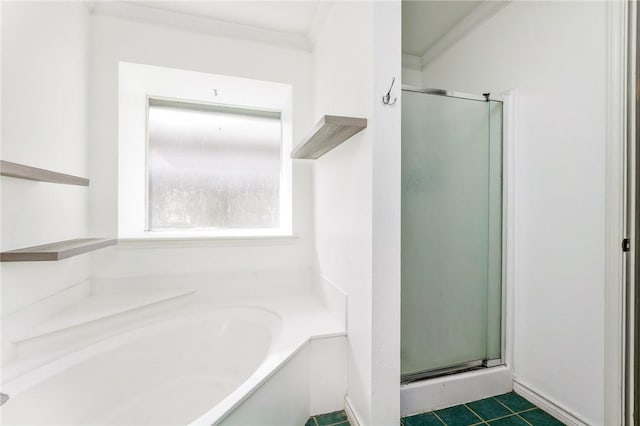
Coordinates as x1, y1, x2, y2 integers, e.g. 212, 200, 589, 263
118, 63, 292, 239
147, 99, 282, 231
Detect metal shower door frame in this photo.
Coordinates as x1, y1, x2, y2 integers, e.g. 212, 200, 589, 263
400, 86, 507, 383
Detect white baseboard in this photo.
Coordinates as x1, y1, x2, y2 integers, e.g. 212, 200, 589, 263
513, 379, 590, 426
344, 395, 362, 426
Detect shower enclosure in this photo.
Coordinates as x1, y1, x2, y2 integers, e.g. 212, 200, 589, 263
401, 87, 504, 383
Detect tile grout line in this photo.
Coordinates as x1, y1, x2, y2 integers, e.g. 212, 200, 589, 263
491, 397, 536, 426
323, 419, 349, 426
515, 413, 535, 426
476, 401, 536, 424
431, 410, 448, 426
433, 398, 539, 426
463, 403, 490, 425
493, 397, 538, 426
512, 405, 536, 426
478, 411, 522, 423
492, 397, 518, 415
516, 407, 538, 415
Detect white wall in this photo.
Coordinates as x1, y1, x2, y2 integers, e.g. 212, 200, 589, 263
88, 14, 315, 279
312, 2, 374, 423
402, 66, 423, 87
422, 2, 606, 424
371, 2, 402, 424
1, 2, 90, 317
1, 5, 402, 424
313, 2, 402, 424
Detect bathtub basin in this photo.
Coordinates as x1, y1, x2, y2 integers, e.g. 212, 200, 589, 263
0, 307, 282, 426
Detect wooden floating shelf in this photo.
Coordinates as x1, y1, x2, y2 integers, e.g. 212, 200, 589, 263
1, 238, 117, 262
291, 115, 367, 160
0, 160, 89, 186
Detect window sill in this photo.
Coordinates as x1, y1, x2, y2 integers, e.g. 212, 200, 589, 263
116, 232, 298, 248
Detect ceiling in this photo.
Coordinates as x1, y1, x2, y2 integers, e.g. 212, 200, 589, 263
127, 1, 321, 36
402, 0, 480, 58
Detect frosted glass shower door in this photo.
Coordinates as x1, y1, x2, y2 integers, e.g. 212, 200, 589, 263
401, 90, 502, 379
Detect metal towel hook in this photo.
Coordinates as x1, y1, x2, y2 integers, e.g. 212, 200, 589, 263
382, 77, 397, 106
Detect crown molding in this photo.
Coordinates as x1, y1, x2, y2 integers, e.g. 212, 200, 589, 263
89, 1, 313, 52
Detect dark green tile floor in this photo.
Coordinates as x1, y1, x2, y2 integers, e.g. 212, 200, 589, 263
306, 392, 565, 426
401, 392, 565, 426
306, 410, 350, 426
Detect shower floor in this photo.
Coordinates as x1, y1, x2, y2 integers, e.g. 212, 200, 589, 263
305, 393, 564, 426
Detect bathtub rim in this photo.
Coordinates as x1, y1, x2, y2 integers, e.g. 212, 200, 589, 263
0, 305, 282, 398
1, 295, 346, 426
192, 331, 347, 426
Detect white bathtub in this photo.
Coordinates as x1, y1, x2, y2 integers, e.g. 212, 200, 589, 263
0, 307, 282, 426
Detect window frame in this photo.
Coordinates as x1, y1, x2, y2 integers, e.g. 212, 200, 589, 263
118, 62, 293, 240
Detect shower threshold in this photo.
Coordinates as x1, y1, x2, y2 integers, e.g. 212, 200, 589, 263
401, 359, 502, 384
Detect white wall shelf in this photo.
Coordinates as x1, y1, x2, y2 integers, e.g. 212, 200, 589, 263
0, 160, 89, 186
0, 238, 116, 262
291, 115, 367, 159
